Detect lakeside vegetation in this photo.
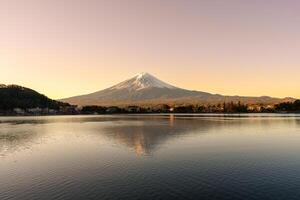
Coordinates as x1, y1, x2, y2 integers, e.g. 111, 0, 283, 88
78, 100, 300, 114
2, 100, 300, 116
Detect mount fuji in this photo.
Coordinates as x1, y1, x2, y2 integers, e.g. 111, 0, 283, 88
61, 72, 293, 106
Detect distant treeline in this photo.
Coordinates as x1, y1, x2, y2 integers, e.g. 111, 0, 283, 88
274, 100, 300, 112
79, 100, 300, 114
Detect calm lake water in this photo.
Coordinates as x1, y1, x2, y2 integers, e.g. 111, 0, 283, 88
1, 114, 300, 200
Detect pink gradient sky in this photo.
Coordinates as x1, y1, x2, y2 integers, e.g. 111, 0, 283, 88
1, 0, 300, 99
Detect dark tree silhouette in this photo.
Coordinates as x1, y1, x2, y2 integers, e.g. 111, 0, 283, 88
0, 85, 69, 110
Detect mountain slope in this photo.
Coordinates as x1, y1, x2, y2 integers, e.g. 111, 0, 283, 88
61, 73, 294, 106
0, 85, 69, 110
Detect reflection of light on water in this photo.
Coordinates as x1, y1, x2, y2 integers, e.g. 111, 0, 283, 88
169, 114, 174, 127
135, 142, 146, 156
132, 134, 147, 156
0, 146, 8, 157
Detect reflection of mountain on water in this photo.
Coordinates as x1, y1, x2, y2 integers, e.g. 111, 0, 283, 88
100, 116, 217, 156
97, 115, 300, 156
1, 115, 299, 157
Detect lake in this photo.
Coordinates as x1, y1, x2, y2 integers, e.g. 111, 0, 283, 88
1, 114, 300, 200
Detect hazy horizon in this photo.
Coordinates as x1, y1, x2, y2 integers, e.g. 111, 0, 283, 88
1, 0, 300, 99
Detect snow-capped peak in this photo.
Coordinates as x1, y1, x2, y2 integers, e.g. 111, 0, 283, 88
136, 72, 149, 79
109, 72, 176, 91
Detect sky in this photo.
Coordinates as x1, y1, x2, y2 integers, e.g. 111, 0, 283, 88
1, 0, 300, 99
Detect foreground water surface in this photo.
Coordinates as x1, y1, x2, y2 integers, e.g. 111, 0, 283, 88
1, 114, 300, 200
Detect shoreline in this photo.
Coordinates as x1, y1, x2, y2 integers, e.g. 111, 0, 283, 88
1, 112, 300, 117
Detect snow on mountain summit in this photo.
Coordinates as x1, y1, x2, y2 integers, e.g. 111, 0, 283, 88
109, 72, 176, 91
